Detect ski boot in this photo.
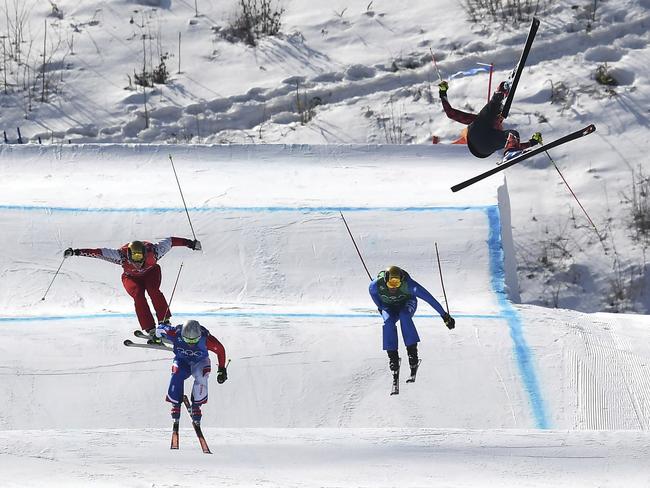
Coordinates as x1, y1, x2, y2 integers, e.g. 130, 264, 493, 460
146, 327, 163, 345
406, 344, 421, 383
170, 403, 181, 420
501, 132, 524, 163
388, 350, 400, 395
191, 403, 202, 425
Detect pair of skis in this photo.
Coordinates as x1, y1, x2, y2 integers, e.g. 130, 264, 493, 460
171, 395, 212, 454
123, 329, 173, 351
450, 17, 596, 192
390, 359, 421, 396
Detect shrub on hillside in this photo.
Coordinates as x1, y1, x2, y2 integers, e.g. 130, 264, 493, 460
221, 0, 285, 46
595, 64, 618, 86
460, 0, 549, 24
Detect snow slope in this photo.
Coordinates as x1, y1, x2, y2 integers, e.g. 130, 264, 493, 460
1, 145, 650, 486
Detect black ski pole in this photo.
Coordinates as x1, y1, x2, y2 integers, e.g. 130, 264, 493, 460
162, 263, 183, 322
41, 256, 66, 301
339, 211, 372, 281
169, 154, 197, 241
434, 242, 450, 315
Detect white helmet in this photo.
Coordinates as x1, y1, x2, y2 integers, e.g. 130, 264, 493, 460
181, 320, 202, 344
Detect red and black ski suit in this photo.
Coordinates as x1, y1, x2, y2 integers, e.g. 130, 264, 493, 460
75, 237, 195, 331
440, 91, 534, 158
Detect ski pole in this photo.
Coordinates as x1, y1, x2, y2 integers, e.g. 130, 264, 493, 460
169, 154, 197, 241
339, 211, 372, 281
429, 48, 443, 82
434, 242, 450, 315
477, 62, 494, 103
41, 256, 66, 301
162, 263, 183, 322
544, 151, 606, 251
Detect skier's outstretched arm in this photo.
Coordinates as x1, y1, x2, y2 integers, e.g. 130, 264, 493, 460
207, 335, 226, 368
64, 247, 123, 265
208, 335, 228, 383
156, 323, 178, 339
439, 83, 476, 125
409, 278, 446, 316
152, 237, 202, 260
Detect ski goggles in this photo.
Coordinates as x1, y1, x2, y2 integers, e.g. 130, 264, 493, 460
386, 277, 402, 289
182, 335, 200, 345
130, 250, 145, 263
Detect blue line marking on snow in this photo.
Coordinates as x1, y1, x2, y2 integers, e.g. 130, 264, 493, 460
0, 312, 503, 322
486, 206, 548, 429
0, 204, 491, 213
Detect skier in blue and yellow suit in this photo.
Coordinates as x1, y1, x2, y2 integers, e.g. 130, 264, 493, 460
369, 266, 455, 377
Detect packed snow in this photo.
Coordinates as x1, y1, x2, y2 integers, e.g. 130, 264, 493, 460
1, 0, 650, 486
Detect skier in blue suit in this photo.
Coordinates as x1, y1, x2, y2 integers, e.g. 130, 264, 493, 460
156, 319, 228, 424
369, 266, 455, 378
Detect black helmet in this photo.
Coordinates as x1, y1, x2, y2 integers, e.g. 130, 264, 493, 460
127, 240, 145, 264
181, 320, 202, 344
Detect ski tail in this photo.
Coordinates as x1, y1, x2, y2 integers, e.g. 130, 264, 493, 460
501, 17, 540, 118
170, 420, 179, 450
451, 124, 595, 192
182, 395, 212, 454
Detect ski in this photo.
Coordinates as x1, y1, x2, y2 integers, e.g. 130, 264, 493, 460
501, 17, 540, 118
406, 359, 422, 383
182, 395, 212, 454
170, 420, 179, 450
123, 339, 172, 351
133, 329, 173, 345
451, 124, 596, 192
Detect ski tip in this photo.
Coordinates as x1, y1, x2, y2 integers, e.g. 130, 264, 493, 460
585, 124, 596, 134
123, 339, 132, 346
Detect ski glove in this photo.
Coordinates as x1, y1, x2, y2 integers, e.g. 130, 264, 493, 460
530, 132, 543, 145
216, 366, 228, 384
189, 239, 202, 251
63, 247, 79, 257
438, 80, 449, 98
443, 313, 455, 330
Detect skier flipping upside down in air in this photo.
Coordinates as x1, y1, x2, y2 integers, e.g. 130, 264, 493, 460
438, 80, 542, 160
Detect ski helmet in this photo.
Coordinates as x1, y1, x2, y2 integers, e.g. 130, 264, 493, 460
181, 320, 202, 344
127, 240, 146, 264
385, 265, 403, 289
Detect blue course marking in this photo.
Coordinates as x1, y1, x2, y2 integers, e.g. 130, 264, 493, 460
487, 206, 548, 429
0, 204, 491, 213
0, 312, 504, 322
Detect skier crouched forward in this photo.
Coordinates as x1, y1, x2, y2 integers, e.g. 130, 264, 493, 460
156, 319, 228, 424
438, 79, 542, 158
369, 266, 455, 379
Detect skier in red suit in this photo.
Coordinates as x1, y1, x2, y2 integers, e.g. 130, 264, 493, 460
438, 80, 542, 158
64, 237, 201, 336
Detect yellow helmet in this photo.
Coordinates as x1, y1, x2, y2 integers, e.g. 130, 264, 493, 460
127, 240, 146, 264
385, 265, 403, 289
